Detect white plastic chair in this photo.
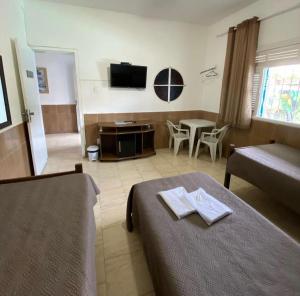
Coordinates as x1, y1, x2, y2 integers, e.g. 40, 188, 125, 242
166, 120, 190, 155
194, 125, 229, 161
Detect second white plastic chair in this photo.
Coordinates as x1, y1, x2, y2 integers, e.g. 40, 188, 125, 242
194, 125, 229, 161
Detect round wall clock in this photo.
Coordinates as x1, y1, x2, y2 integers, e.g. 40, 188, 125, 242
154, 67, 184, 102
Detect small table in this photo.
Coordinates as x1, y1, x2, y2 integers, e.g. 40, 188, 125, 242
179, 119, 216, 157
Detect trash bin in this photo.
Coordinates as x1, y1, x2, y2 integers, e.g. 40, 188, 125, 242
87, 145, 100, 161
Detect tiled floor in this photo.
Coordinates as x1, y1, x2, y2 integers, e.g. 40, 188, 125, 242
44, 133, 300, 296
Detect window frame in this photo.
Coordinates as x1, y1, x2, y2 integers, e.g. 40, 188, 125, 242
0, 55, 12, 130
253, 57, 300, 128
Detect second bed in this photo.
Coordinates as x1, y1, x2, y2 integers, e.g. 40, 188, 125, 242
126, 172, 300, 296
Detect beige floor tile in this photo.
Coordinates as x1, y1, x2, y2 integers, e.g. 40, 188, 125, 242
100, 204, 127, 229
121, 177, 144, 187
100, 196, 127, 211
105, 250, 153, 296
122, 185, 135, 197
175, 165, 196, 174
119, 170, 142, 180
103, 222, 141, 259
231, 176, 252, 190
96, 169, 119, 179
96, 242, 106, 285
135, 164, 156, 173
100, 190, 126, 202
153, 163, 174, 171
141, 171, 162, 181
95, 222, 103, 245
98, 179, 123, 191
159, 171, 180, 178
97, 284, 106, 296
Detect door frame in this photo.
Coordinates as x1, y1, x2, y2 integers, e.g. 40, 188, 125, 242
30, 45, 86, 156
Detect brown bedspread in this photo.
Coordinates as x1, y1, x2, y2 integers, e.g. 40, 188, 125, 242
227, 143, 300, 214
126, 173, 300, 296
0, 173, 99, 296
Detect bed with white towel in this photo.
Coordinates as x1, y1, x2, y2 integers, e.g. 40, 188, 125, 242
126, 172, 300, 296
158, 186, 233, 224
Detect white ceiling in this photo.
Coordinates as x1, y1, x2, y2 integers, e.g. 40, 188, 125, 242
38, 0, 258, 25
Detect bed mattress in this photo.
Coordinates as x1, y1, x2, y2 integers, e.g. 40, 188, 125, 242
0, 173, 99, 296
126, 172, 300, 296
227, 143, 300, 214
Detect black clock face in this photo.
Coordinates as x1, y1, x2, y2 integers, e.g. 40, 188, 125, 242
154, 68, 184, 102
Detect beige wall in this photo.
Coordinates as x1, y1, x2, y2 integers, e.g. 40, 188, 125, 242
25, 0, 300, 117
24, 0, 208, 114
35, 52, 76, 105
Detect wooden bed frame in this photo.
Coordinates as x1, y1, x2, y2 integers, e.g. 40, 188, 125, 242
0, 163, 83, 185
224, 144, 235, 189
224, 140, 276, 189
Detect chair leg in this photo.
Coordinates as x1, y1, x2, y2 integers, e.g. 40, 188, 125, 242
213, 145, 217, 162
218, 142, 222, 159
169, 137, 173, 150
194, 140, 201, 159
209, 144, 217, 162
174, 140, 180, 155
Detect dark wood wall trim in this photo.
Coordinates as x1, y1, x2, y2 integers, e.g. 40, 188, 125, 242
42, 104, 78, 134
84, 110, 218, 149
0, 123, 32, 180
223, 119, 300, 154
84, 111, 300, 153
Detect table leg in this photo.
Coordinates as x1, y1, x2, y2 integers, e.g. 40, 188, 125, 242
189, 127, 196, 158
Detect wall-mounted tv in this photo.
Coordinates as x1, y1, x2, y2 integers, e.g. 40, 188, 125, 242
110, 63, 147, 88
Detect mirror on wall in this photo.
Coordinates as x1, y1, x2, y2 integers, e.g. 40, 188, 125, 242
0, 55, 12, 130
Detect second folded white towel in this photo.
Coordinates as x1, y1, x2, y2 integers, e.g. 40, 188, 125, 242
186, 188, 233, 225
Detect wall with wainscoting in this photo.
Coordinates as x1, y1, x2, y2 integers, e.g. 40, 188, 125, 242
0, 123, 32, 179
85, 111, 300, 154
0, 0, 32, 179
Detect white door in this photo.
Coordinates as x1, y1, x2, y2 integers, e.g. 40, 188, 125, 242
15, 40, 48, 175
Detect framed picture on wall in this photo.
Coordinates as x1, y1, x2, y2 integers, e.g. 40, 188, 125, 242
0, 55, 12, 130
37, 67, 49, 93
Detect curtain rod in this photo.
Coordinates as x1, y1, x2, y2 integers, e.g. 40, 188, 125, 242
216, 3, 300, 38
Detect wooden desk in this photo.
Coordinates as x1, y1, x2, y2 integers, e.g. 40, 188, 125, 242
99, 121, 156, 161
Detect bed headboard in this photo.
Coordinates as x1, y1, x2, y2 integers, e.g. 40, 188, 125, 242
0, 163, 83, 184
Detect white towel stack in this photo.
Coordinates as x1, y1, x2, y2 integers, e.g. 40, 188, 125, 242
159, 187, 233, 225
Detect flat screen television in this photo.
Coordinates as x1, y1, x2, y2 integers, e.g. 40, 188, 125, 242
110, 64, 147, 88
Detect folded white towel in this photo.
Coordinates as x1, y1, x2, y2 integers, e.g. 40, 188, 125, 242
159, 187, 195, 219
186, 188, 233, 225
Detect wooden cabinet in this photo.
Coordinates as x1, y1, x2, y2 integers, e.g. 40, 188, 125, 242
99, 121, 155, 161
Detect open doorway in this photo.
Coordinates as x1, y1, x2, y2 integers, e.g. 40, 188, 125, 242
33, 50, 82, 157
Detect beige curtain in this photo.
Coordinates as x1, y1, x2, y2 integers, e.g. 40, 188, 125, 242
218, 17, 260, 129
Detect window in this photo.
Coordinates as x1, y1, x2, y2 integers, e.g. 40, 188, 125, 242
256, 64, 300, 124
254, 43, 300, 126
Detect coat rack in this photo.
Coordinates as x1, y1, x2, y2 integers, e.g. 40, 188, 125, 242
200, 66, 218, 77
